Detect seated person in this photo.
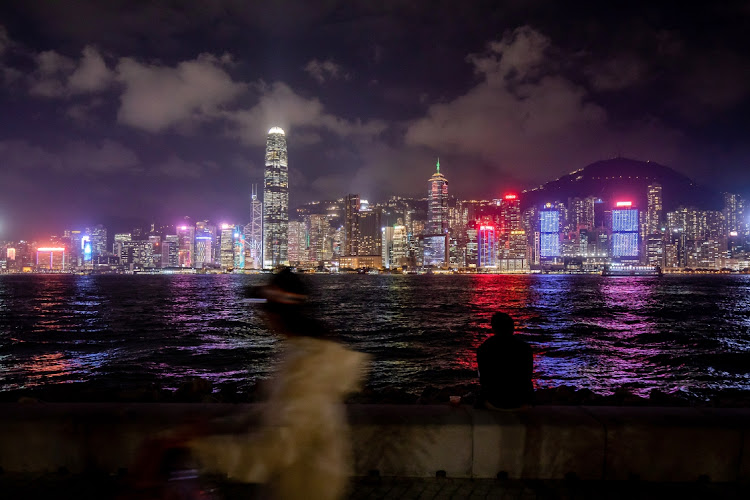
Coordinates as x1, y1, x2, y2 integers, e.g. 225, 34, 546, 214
476, 312, 534, 409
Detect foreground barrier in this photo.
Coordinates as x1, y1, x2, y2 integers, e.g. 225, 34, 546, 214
0, 403, 748, 482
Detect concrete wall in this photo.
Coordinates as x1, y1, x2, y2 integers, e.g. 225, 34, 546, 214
1, 403, 748, 482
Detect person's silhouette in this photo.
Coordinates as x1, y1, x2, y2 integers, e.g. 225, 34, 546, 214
476, 312, 534, 409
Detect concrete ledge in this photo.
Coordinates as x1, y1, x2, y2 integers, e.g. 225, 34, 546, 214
0, 403, 748, 482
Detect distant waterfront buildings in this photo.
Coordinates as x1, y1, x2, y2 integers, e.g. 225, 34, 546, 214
4, 153, 750, 274
262, 126, 289, 268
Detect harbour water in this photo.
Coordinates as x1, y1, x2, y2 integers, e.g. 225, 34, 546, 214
1, 273, 750, 401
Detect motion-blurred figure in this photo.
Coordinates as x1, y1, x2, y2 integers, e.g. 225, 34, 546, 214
476, 312, 534, 409
191, 268, 370, 500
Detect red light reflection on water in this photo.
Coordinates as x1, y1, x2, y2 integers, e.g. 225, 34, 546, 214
452, 275, 536, 384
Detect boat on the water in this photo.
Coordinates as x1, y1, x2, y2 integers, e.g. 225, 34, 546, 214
602, 264, 663, 276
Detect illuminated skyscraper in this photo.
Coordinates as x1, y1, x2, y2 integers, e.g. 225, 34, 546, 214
287, 220, 306, 265
358, 207, 382, 256
177, 224, 195, 267
220, 223, 236, 271
425, 158, 449, 266
612, 201, 639, 259
246, 184, 263, 269
478, 222, 497, 268
263, 127, 288, 268
647, 184, 663, 235
540, 204, 561, 259
343, 194, 360, 256
427, 158, 449, 234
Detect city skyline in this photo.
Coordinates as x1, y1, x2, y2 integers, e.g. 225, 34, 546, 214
0, 2, 749, 240
3, 158, 748, 274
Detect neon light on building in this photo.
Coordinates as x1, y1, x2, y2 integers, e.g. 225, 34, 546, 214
540, 208, 560, 258
478, 224, 496, 268
36, 247, 66, 270
612, 203, 639, 258
504, 194, 517, 200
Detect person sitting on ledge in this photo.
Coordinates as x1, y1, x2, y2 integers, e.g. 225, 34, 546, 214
476, 312, 534, 409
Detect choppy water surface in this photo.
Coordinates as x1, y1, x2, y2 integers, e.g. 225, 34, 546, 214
1, 273, 750, 399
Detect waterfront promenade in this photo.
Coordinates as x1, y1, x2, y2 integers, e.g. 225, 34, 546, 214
2, 402, 750, 498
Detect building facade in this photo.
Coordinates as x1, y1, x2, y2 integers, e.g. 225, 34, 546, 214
262, 127, 289, 268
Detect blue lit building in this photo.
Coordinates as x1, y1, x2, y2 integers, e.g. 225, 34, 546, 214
540, 205, 560, 259
611, 201, 639, 259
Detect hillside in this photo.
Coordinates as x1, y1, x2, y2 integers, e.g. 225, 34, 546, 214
522, 158, 722, 211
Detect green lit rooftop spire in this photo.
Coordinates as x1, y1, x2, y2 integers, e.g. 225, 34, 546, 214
436, 157, 440, 173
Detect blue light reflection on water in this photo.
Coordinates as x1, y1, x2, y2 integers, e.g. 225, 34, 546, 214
1, 273, 750, 399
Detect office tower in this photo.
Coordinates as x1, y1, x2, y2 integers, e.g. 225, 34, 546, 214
113, 233, 132, 263
36, 246, 66, 271
381, 226, 394, 269
724, 192, 746, 249
263, 126, 289, 268
233, 230, 246, 270
569, 196, 597, 232
307, 214, 330, 263
177, 224, 195, 267
344, 194, 360, 256
220, 224, 236, 271
391, 224, 408, 268
646, 184, 663, 235
358, 207, 382, 256
499, 194, 526, 270
287, 220, 306, 265
425, 158, 449, 266
246, 184, 263, 269
540, 204, 561, 259
611, 201, 639, 260
89, 224, 107, 260
428, 159, 449, 233
161, 234, 179, 268
147, 235, 161, 268
194, 236, 212, 269
478, 222, 497, 268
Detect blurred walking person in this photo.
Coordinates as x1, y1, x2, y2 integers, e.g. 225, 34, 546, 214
190, 268, 370, 500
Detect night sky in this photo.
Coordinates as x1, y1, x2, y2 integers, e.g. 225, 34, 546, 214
1, 1, 749, 240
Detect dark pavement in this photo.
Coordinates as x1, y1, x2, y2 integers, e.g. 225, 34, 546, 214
2, 472, 750, 500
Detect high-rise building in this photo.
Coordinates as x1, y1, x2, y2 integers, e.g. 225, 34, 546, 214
233, 230, 246, 270
263, 127, 289, 268
425, 158, 449, 266
287, 220, 306, 265
161, 234, 179, 268
477, 222, 497, 268
647, 184, 663, 235
343, 194, 360, 256
307, 214, 330, 263
611, 201, 639, 260
358, 207, 382, 256
246, 184, 263, 269
89, 224, 107, 260
540, 204, 561, 259
177, 224, 195, 267
220, 224, 236, 271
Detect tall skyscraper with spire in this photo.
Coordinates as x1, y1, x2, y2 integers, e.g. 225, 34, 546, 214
245, 184, 263, 269
262, 127, 289, 268
424, 158, 449, 266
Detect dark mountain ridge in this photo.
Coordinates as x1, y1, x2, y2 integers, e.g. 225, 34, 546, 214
521, 157, 722, 212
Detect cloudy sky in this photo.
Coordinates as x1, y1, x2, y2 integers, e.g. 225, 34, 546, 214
1, 1, 749, 239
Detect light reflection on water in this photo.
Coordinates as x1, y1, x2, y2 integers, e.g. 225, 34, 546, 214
1, 273, 750, 399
